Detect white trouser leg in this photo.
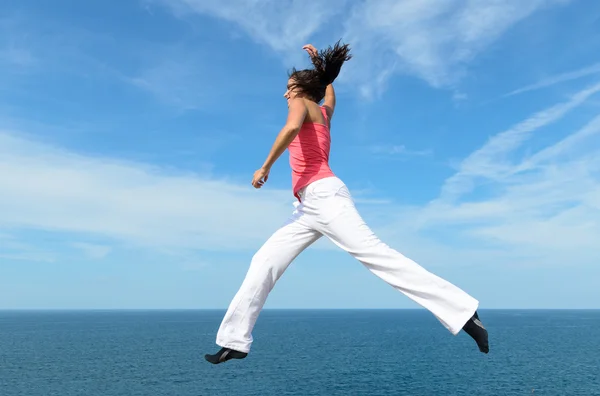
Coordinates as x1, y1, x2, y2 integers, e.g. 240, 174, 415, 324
314, 180, 479, 335
215, 214, 321, 353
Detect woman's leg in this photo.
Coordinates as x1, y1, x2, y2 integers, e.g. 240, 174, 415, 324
316, 184, 482, 338
214, 216, 322, 355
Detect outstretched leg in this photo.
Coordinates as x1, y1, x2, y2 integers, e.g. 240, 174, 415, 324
205, 215, 322, 364
317, 185, 488, 353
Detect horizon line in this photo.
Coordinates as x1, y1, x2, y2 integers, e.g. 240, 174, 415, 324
1, 307, 599, 311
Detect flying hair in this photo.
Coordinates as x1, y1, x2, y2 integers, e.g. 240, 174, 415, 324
288, 40, 352, 103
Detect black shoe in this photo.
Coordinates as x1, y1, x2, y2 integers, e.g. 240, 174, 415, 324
462, 311, 489, 354
204, 347, 248, 364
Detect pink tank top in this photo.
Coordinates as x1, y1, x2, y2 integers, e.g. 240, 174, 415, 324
288, 106, 335, 201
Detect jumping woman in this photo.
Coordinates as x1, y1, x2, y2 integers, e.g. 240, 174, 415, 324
205, 41, 489, 364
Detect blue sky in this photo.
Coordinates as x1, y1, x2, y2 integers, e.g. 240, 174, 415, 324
1, 0, 599, 309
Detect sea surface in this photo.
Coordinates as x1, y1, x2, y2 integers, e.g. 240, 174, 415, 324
0, 309, 598, 395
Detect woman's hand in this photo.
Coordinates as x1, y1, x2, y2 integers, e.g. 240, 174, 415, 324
302, 44, 318, 58
252, 166, 270, 189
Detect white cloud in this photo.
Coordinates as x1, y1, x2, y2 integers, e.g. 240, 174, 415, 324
458, 156, 600, 258
341, 0, 571, 97
1, 91, 598, 269
0, 17, 37, 69
153, 0, 346, 53
154, 0, 571, 99
400, 84, 600, 264
125, 39, 278, 111
0, 253, 55, 262
438, 81, 600, 201
129, 58, 208, 111
0, 233, 55, 263
0, 12, 218, 112
504, 62, 600, 97
369, 144, 432, 157
0, 46, 36, 67
181, 261, 208, 272
0, 130, 301, 253
453, 92, 468, 102
71, 242, 113, 260
0, 0, 596, 271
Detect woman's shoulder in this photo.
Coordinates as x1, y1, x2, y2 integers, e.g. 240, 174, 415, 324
302, 100, 328, 127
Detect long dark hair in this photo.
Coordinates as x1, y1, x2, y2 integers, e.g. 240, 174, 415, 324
288, 40, 352, 103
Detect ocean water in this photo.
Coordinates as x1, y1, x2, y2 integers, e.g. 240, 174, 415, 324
0, 310, 598, 395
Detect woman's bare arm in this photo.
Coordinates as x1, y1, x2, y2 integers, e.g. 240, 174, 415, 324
322, 84, 336, 122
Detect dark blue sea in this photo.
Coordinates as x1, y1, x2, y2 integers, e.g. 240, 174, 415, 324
1, 310, 598, 395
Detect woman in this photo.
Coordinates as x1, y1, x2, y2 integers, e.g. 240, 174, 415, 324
205, 41, 489, 365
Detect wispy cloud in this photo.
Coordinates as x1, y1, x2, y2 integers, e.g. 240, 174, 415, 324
181, 261, 209, 272
0, 253, 55, 263
0, 234, 55, 263
154, 0, 571, 99
369, 144, 432, 158
153, 0, 347, 54
71, 242, 113, 260
129, 58, 209, 111
439, 81, 600, 201
2, 87, 598, 270
340, 0, 571, 97
0, 46, 36, 67
1, 0, 596, 275
0, 12, 222, 112
0, 16, 37, 70
0, 129, 299, 254
394, 83, 600, 264
504, 62, 600, 97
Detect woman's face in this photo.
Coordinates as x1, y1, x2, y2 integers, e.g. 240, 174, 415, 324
283, 78, 299, 106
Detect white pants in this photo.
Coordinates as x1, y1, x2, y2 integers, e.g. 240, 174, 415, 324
216, 176, 478, 353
